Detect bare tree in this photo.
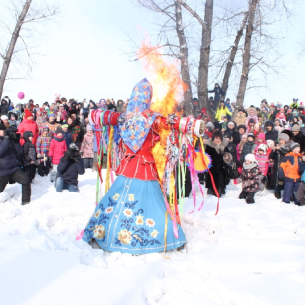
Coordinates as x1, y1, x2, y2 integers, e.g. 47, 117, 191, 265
0, 0, 58, 100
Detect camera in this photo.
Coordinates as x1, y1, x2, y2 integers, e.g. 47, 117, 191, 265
5, 126, 21, 141
68, 143, 80, 162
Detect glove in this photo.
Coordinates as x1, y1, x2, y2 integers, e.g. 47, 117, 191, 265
37, 153, 42, 159
278, 179, 284, 186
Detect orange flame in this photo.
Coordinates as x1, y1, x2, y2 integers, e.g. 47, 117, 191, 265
137, 41, 186, 179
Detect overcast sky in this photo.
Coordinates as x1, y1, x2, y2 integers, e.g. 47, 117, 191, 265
1, 0, 305, 107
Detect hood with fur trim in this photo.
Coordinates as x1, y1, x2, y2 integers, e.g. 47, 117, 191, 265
206, 138, 229, 154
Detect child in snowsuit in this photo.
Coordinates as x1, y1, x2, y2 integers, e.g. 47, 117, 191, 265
278, 143, 305, 204
239, 154, 260, 204
23, 131, 38, 183
80, 124, 94, 168
49, 127, 67, 182
255, 144, 269, 191
240, 133, 257, 164
36, 127, 52, 177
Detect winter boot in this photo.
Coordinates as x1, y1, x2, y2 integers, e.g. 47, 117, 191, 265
239, 191, 248, 199
246, 192, 255, 204
274, 192, 281, 199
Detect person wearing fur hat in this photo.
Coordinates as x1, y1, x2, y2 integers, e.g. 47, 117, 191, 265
291, 123, 305, 151
17, 109, 39, 146
226, 121, 240, 145
264, 121, 278, 142
240, 133, 257, 164
49, 126, 67, 182
80, 124, 94, 168
205, 130, 230, 197
239, 154, 260, 204
278, 143, 305, 204
244, 107, 258, 128
234, 109, 247, 127
36, 127, 52, 177
269, 133, 290, 199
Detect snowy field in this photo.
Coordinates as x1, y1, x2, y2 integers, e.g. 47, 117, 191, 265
0, 170, 305, 305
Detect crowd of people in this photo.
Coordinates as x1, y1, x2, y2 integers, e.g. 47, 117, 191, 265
0, 96, 126, 204
1, 92, 305, 208
198, 93, 305, 206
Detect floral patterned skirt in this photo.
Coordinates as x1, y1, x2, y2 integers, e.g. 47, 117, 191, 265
82, 176, 186, 254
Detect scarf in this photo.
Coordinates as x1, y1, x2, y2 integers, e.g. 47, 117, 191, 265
243, 162, 258, 170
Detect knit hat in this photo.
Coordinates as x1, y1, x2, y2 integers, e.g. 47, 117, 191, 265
0, 123, 6, 130
42, 127, 49, 132
203, 134, 209, 139
55, 126, 63, 134
24, 109, 32, 119
245, 154, 256, 163
61, 123, 68, 128
86, 124, 93, 132
1, 115, 8, 121
267, 139, 275, 148
48, 113, 55, 118
212, 130, 223, 141
249, 118, 255, 124
291, 142, 300, 151
278, 133, 289, 142
292, 124, 301, 132
227, 121, 235, 127
257, 133, 265, 141
257, 144, 267, 153
224, 132, 232, 139
206, 122, 215, 130
247, 133, 255, 139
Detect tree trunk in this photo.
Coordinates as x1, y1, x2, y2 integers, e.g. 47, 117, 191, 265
234, 0, 258, 119
175, 0, 193, 116
0, 0, 32, 100
197, 0, 214, 120
221, 11, 249, 100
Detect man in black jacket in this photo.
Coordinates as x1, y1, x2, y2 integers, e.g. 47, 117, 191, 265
55, 143, 85, 192
0, 124, 31, 204
208, 83, 225, 108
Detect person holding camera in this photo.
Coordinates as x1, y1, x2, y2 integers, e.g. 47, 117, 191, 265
0, 124, 31, 204
55, 143, 85, 192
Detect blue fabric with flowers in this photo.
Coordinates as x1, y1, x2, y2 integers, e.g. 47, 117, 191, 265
119, 78, 158, 153
82, 176, 186, 254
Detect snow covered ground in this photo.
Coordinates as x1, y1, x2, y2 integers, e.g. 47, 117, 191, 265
0, 170, 305, 305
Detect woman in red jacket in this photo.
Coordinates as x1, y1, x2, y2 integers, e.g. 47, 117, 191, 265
18, 109, 39, 146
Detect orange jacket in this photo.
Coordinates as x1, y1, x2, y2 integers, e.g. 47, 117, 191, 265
279, 152, 304, 181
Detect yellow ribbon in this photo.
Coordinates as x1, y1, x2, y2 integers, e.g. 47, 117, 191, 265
105, 126, 114, 193
163, 211, 170, 259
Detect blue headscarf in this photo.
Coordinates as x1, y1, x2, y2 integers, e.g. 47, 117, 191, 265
119, 78, 158, 153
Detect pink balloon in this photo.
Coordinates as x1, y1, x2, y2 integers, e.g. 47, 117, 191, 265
18, 92, 25, 99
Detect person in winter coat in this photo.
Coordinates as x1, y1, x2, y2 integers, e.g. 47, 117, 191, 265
239, 154, 260, 204
246, 118, 255, 133
226, 121, 240, 145
80, 124, 94, 168
0, 124, 31, 204
197, 108, 211, 121
245, 107, 258, 128
205, 122, 214, 138
278, 143, 305, 204
1, 115, 10, 129
44, 113, 60, 136
296, 170, 305, 206
67, 115, 84, 148
276, 108, 286, 123
240, 133, 257, 164
234, 110, 247, 127
215, 101, 232, 121
224, 133, 237, 163
0, 98, 9, 116
255, 144, 269, 191
36, 127, 52, 177
116, 100, 124, 113
208, 83, 225, 107
35, 108, 47, 132
23, 131, 37, 183
237, 124, 247, 140
291, 123, 305, 152
55, 143, 85, 192
49, 127, 67, 181
62, 123, 72, 149
18, 109, 39, 146
264, 121, 278, 142
290, 98, 299, 110
269, 133, 290, 199
224, 98, 232, 112
205, 130, 230, 197
7, 111, 20, 127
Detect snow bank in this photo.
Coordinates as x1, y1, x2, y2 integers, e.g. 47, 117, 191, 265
0, 171, 305, 305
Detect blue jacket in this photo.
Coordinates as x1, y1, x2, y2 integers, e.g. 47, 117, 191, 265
0, 137, 23, 177
57, 156, 85, 186
63, 131, 72, 149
